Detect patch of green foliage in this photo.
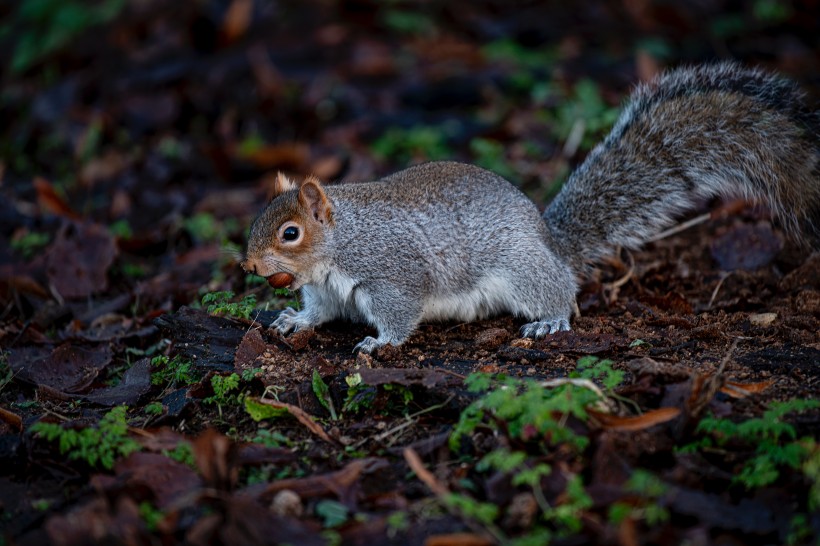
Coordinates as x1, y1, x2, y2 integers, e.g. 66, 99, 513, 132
312, 370, 338, 420
371, 125, 453, 163
385, 510, 410, 538
481, 39, 557, 94
109, 219, 133, 239
380, 9, 436, 36
244, 397, 289, 421
1, 0, 126, 74
143, 401, 163, 415
162, 441, 195, 468
251, 428, 292, 448
341, 373, 376, 414
150, 355, 197, 387
684, 398, 820, 489
138, 501, 163, 532
204, 373, 243, 416
11, 231, 50, 259
30, 406, 140, 470
315, 499, 349, 528
451, 358, 621, 452
445, 358, 623, 543
608, 470, 670, 527
470, 137, 518, 182
549, 79, 620, 152
202, 291, 258, 320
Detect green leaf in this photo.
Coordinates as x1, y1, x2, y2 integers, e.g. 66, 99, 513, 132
315, 499, 349, 528
244, 397, 289, 422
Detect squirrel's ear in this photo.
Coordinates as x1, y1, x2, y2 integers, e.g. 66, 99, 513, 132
299, 178, 334, 225
272, 172, 299, 196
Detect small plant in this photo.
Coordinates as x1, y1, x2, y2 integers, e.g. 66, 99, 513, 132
2, 0, 126, 74
202, 291, 257, 320
469, 137, 518, 183
30, 406, 140, 470
144, 401, 164, 415
312, 370, 338, 420
341, 373, 377, 414
315, 499, 349, 528
10, 231, 50, 259
371, 125, 453, 163
204, 373, 242, 416
608, 470, 670, 527
162, 442, 195, 468
450, 359, 621, 452
550, 79, 620, 152
138, 501, 164, 532
150, 355, 196, 387
252, 428, 292, 448
109, 219, 133, 239
684, 398, 820, 489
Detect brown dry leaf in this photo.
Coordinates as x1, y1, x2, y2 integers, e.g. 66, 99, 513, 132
222, 0, 253, 43
424, 533, 494, 546
0, 406, 22, 432
193, 428, 238, 491
45, 223, 118, 299
253, 458, 386, 506
404, 447, 448, 497
34, 177, 80, 219
252, 397, 338, 445
588, 407, 681, 431
720, 379, 775, 398
114, 452, 202, 509
0, 269, 49, 299
9, 343, 112, 393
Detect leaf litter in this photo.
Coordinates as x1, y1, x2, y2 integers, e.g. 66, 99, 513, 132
0, 1, 818, 545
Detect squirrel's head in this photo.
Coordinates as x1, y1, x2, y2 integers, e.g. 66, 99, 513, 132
242, 172, 334, 290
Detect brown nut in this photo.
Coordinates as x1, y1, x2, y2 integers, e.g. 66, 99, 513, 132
267, 272, 294, 288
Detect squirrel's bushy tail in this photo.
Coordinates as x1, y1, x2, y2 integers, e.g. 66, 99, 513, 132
544, 62, 820, 273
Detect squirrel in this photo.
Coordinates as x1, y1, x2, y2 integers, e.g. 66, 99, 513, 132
242, 62, 820, 354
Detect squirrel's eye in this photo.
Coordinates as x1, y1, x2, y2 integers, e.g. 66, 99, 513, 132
282, 226, 299, 241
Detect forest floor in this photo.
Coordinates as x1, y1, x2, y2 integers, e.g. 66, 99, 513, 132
1, 1, 819, 545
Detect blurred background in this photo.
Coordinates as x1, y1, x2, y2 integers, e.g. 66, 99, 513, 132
1, 0, 819, 319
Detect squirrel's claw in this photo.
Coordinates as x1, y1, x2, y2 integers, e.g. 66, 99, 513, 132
520, 318, 571, 339
271, 307, 301, 335
353, 336, 384, 355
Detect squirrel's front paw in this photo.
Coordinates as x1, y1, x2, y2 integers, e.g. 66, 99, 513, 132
520, 318, 571, 339
271, 307, 309, 335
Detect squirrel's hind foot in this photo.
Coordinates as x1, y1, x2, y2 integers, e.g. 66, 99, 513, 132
353, 336, 390, 355
520, 318, 571, 339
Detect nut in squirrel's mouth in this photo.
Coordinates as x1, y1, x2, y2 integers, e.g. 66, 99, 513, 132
266, 272, 295, 289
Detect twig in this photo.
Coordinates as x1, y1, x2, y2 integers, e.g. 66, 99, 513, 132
646, 212, 711, 242
707, 271, 732, 309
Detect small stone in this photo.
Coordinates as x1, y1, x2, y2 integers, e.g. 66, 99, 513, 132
749, 312, 777, 327
271, 489, 303, 517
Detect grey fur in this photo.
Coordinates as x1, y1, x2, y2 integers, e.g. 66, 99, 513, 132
246, 63, 820, 353
545, 62, 820, 271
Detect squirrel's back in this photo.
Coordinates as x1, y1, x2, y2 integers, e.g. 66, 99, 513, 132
545, 62, 820, 272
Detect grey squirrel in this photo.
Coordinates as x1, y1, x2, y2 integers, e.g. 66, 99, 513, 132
242, 62, 820, 354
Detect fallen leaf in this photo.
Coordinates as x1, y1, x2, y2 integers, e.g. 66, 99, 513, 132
720, 379, 775, 398
0, 407, 22, 432
84, 358, 152, 406
221, 0, 253, 43
249, 397, 338, 445
588, 407, 681, 431
45, 222, 118, 299
34, 177, 79, 219
9, 343, 112, 393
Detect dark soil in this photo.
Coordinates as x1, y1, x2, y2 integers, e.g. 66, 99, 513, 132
1, 1, 818, 545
